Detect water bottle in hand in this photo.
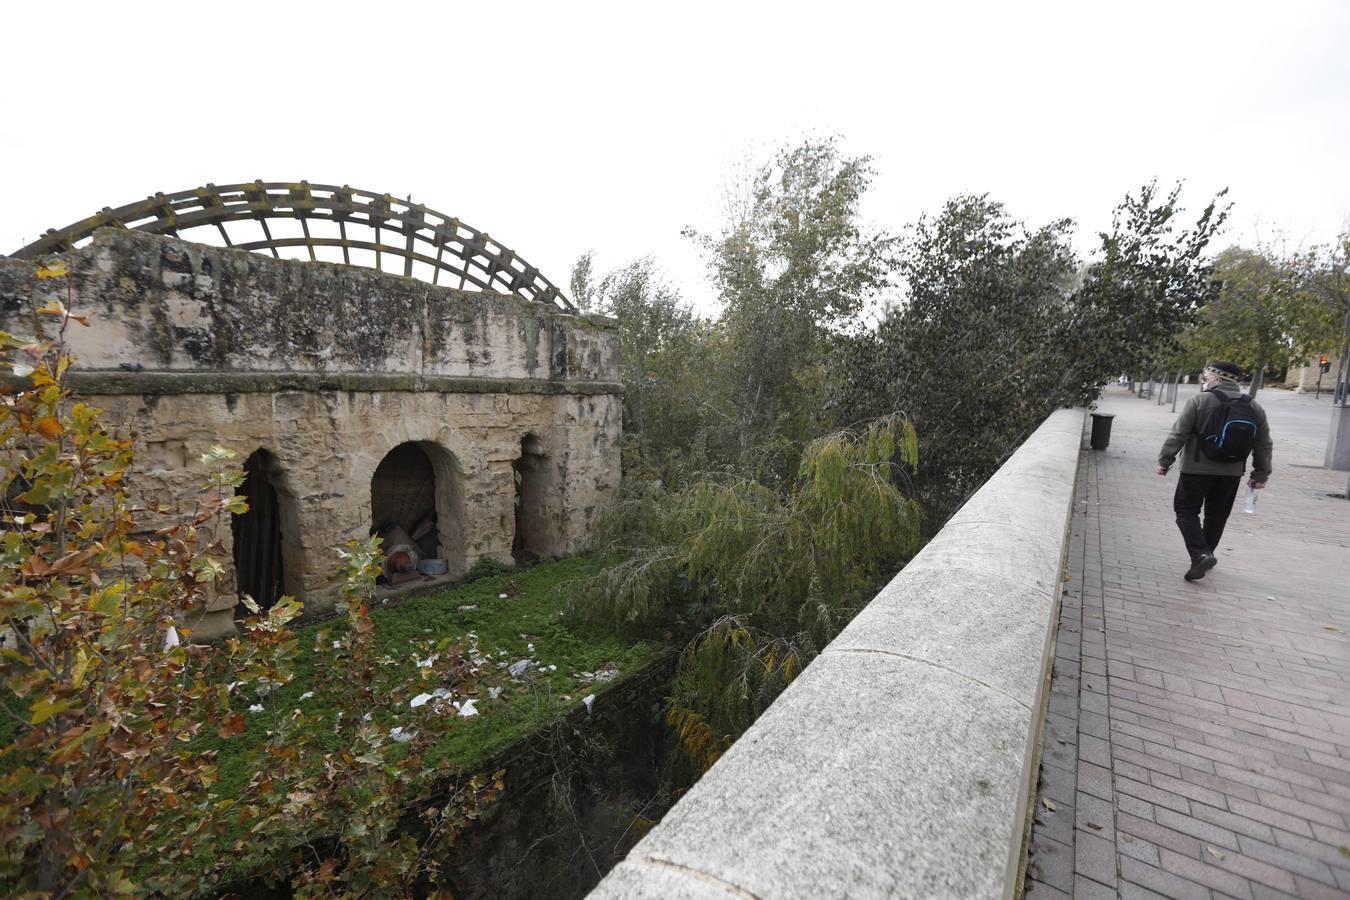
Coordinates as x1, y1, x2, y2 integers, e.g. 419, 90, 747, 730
1243, 484, 1258, 514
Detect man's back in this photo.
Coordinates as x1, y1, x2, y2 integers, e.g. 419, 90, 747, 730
1159, 382, 1273, 481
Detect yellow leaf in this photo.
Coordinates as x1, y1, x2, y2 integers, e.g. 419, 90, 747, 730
35, 416, 64, 440
36, 299, 67, 317
72, 649, 91, 688
30, 696, 75, 725
35, 261, 67, 280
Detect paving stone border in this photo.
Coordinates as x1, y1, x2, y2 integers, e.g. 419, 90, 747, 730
588, 408, 1086, 900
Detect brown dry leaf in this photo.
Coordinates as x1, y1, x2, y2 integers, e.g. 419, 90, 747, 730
35, 416, 64, 439
218, 713, 246, 738
1086, 822, 1103, 831
1205, 845, 1227, 860
1325, 625, 1340, 632
1041, 797, 1057, 812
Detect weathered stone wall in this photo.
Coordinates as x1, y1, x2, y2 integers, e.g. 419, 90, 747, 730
0, 230, 622, 639
1285, 353, 1343, 393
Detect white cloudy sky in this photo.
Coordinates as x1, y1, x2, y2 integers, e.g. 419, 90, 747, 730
2, 0, 1346, 313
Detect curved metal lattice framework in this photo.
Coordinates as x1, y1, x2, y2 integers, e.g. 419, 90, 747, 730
10, 181, 575, 312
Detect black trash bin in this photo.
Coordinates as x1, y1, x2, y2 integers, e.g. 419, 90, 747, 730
1090, 413, 1115, 450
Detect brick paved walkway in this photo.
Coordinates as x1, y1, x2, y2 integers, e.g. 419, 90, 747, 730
1025, 385, 1350, 899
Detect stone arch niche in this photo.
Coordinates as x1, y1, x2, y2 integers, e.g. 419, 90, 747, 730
513, 433, 558, 564
231, 449, 300, 612
370, 441, 466, 581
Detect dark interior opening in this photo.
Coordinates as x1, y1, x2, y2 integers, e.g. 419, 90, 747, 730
371, 442, 440, 582
232, 449, 285, 612
513, 435, 548, 565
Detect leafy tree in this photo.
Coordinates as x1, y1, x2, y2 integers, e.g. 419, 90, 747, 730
829, 195, 1079, 522
1057, 180, 1229, 395
684, 138, 899, 479
1294, 230, 1350, 401
1180, 245, 1312, 397
0, 263, 501, 898
571, 255, 716, 480
831, 182, 1227, 524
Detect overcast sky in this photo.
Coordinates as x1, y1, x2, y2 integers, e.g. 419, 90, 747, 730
3, 0, 1347, 314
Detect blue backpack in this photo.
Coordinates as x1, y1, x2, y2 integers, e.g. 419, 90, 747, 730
1197, 393, 1258, 463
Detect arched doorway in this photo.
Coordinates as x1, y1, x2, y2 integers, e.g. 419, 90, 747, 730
232, 449, 287, 612
370, 441, 464, 582
513, 434, 551, 565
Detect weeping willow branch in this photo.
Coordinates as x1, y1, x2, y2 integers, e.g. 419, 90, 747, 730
572, 416, 922, 770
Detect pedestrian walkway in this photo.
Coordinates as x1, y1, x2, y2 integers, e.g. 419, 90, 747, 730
1024, 385, 1350, 899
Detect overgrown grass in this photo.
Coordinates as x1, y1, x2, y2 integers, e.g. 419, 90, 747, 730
196, 555, 662, 800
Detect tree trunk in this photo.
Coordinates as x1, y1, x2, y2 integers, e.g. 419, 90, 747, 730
1249, 354, 1266, 399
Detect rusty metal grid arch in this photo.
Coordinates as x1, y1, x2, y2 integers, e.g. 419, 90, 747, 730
9, 181, 575, 312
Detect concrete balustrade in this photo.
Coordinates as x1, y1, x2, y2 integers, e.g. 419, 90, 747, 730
588, 408, 1086, 900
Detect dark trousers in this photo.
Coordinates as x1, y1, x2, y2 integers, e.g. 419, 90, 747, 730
1173, 473, 1241, 560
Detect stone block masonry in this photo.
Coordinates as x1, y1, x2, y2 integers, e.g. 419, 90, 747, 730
588, 408, 1085, 900
0, 230, 622, 640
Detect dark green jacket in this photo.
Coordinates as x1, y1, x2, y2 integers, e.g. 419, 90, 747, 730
1158, 382, 1273, 481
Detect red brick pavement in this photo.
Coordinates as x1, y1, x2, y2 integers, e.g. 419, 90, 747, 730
1025, 385, 1350, 899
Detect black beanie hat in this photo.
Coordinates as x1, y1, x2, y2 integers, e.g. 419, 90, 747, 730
1208, 361, 1241, 378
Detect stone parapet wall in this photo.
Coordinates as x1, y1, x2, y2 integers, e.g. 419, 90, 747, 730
588, 408, 1085, 900
1, 231, 622, 640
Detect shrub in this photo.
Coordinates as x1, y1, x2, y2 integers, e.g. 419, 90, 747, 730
574, 415, 921, 768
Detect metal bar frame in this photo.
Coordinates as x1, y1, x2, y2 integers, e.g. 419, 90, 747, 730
9, 181, 574, 312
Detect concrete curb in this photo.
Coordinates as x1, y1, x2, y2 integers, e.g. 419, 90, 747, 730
588, 407, 1086, 900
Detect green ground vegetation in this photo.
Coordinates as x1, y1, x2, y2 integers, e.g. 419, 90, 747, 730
198, 556, 659, 799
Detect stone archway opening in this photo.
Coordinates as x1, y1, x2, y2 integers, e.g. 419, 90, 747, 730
371, 441, 465, 583
232, 449, 289, 612
513, 434, 551, 565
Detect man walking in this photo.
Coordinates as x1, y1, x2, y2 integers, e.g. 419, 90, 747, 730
1157, 362, 1273, 581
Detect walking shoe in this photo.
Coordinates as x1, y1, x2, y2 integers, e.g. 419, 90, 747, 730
1184, 554, 1218, 581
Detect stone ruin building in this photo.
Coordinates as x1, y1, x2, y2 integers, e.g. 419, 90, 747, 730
1, 182, 622, 640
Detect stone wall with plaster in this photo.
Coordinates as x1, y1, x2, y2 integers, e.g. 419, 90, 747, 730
0, 230, 622, 640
